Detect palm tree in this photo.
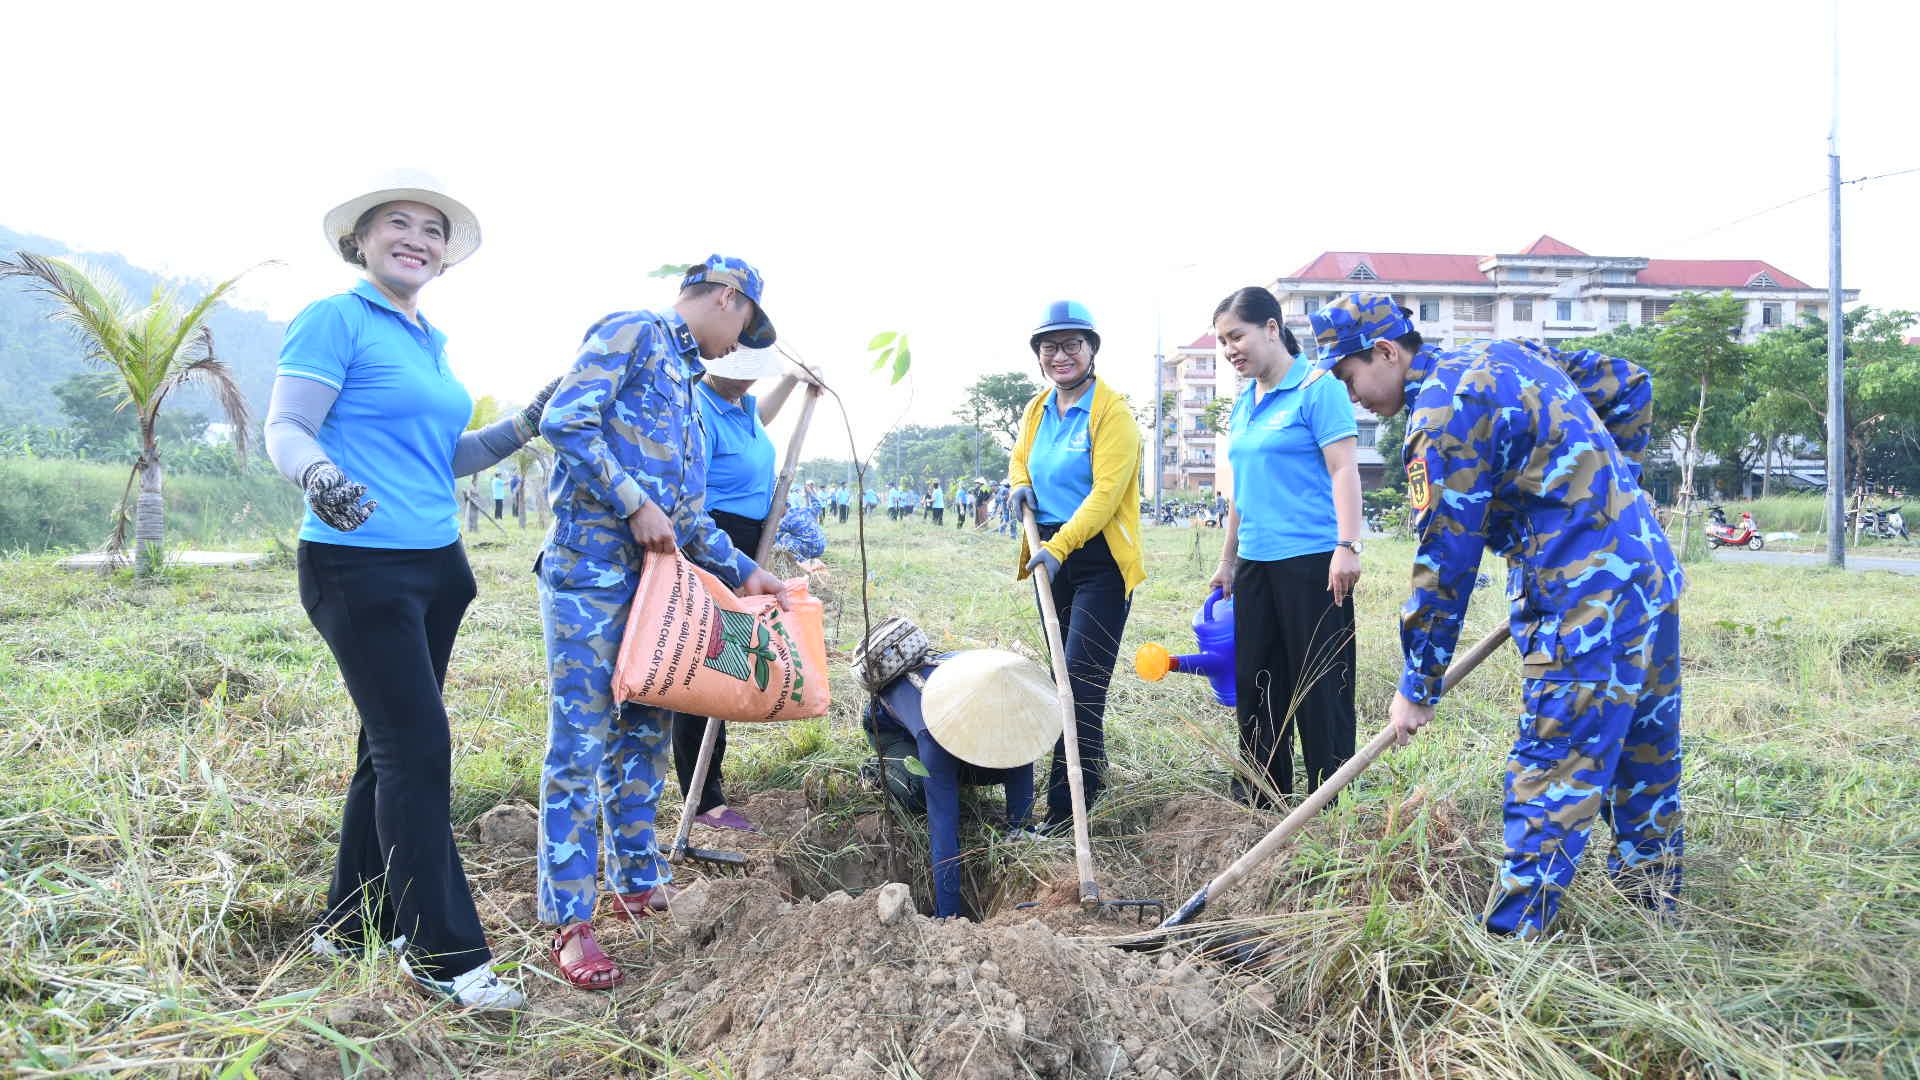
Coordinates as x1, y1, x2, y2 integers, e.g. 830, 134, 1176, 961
0, 252, 260, 574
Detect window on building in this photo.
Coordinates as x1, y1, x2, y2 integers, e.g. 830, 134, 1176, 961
1641, 299, 1674, 323
1555, 300, 1575, 321
1453, 296, 1495, 322
1609, 299, 1628, 323
1749, 272, 1777, 288
1554, 268, 1576, 279
1347, 263, 1377, 281
1417, 299, 1439, 322
1762, 302, 1781, 326
1603, 269, 1635, 284
1356, 424, 1377, 449
1301, 297, 1321, 315
1512, 299, 1534, 322
1509, 267, 1531, 280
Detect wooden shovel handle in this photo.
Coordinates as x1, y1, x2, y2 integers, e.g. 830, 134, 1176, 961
1022, 506, 1100, 901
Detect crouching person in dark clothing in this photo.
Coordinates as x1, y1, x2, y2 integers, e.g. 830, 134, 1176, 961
854, 623, 1054, 920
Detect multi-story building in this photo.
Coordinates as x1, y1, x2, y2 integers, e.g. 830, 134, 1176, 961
1158, 334, 1387, 495
1269, 234, 1856, 348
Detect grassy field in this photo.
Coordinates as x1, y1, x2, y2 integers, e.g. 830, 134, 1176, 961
1, 515, 1918, 1077
0, 458, 302, 554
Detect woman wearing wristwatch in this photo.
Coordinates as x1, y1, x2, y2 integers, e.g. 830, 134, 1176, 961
1209, 287, 1363, 806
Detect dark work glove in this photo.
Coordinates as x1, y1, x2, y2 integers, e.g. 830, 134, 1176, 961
516, 377, 561, 442
1008, 485, 1036, 521
1025, 546, 1061, 580
302, 462, 377, 532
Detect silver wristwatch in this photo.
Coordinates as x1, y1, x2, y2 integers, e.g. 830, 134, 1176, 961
1335, 539, 1364, 555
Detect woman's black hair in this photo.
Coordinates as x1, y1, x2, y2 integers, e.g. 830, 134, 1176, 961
1213, 286, 1300, 357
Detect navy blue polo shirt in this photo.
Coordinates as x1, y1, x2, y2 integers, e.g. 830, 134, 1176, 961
695, 381, 776, 519
277, 280, 473, 549
1227, 358, 1357, 562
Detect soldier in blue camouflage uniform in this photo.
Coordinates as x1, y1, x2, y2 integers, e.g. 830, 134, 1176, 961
1315, 291, 1684, 940
535, 255, 792, 989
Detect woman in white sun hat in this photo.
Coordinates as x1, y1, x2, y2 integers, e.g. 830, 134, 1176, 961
669, 345, 823, 835
855, 620, 1053, 920
264, 172, 557, 1011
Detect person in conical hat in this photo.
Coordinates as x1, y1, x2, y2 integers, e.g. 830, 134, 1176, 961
855, 628, 1054, 919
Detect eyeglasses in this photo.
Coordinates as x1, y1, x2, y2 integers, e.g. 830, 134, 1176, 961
1038, 337, 1089, 360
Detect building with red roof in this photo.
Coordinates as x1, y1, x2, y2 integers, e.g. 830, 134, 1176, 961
1269, 235, 1855, 348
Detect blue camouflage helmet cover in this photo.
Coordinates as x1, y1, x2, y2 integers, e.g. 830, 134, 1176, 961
1030, 299, 1101, 353
681, 254, 776, 348
1310, 291, 1415, 369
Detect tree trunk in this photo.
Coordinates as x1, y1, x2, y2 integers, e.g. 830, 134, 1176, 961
465, 476, 480, 532
133, 442, 165, 576
1677, 373, 1708, 552
1760, 436, 1772, 498
533, 463, 547, 527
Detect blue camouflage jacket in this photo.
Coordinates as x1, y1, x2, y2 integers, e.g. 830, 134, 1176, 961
540, 308, 756, 586
1398, 339, 1682, 703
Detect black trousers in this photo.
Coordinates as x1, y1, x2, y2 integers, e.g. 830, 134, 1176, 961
670, 508, 765, 814
298, 540, 488, 979
932, 507, 944, 525
838, 503, 849, 523
1233, 550, 1357, 800
1035, 528, 1130, 829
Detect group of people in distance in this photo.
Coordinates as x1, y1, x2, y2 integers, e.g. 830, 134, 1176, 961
268, 175, 1684, 1012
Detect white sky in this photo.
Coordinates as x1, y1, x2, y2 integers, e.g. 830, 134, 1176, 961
4, 0, 1915, 458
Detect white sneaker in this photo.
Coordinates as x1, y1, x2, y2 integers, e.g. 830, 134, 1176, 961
308, 931, 407, 961
399, 956, 526, 1011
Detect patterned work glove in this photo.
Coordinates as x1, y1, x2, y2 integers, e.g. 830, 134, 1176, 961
515, 377, 561, 442
1024, 546, 1061, 580
301, 462, 377, 532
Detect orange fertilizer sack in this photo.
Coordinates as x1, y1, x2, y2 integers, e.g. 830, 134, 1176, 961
612, 551, 830, 722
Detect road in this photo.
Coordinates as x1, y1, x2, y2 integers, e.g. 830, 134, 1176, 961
1712, 549, 1920, 575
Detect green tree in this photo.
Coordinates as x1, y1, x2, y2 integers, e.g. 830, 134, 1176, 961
51, 370, 207, 456
1200, 396, 1230, 435
962, 371, 1040, 448
1649, 291, 1750, 547
1, 253, 259, 573
1746, 307, 1920, 494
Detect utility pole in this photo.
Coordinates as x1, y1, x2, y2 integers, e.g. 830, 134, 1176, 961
1153, 338, 1165, 521
1825, 0, 1847, 568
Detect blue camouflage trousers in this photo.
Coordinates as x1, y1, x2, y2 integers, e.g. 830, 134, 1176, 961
1486, 604, 1683, 939
535, 544, 674, 925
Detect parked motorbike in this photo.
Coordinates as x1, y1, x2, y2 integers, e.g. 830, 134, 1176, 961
1706, 507, 1764, 550
1856, 505, 1910, 541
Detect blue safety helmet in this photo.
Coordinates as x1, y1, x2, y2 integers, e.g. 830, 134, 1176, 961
1030, 300, 1101, 355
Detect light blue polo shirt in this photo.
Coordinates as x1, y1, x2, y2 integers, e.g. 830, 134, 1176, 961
1027, 385, 1095, 526
277, 280, 473, 549
695, 381, 776, 519
1227, 358, 1357, 562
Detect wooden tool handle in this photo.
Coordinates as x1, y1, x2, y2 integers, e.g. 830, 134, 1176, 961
1022, 507, 1100, 900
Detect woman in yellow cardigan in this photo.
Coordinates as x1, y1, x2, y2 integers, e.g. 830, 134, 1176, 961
1008, 300, 1145, 832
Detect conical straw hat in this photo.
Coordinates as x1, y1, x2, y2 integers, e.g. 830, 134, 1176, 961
921, 649, 1058, 769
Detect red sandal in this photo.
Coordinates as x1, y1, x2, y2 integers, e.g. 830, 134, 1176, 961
603, 883, 681, 923
550, 921, 623, 990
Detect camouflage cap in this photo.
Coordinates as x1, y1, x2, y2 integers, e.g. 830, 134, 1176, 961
1309, 292, 1414, 368
681, 254, 776, 348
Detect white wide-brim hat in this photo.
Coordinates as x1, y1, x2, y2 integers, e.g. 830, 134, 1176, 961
703, 345, 786, 381
921, 649, 1059, 769
323, 170, 481, 269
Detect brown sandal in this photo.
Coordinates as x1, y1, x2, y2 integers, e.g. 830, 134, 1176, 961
550, 921, 623, 990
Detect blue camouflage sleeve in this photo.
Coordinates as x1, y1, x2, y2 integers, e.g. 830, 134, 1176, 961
540, 315, 657, 519
1398, 377, 1503, 704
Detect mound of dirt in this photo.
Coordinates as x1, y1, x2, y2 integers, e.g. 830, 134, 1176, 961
650, 876, 1271, 1080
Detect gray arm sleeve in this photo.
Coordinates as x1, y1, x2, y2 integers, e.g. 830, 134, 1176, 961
264, 374, 338, 487
451, 414, 529, 477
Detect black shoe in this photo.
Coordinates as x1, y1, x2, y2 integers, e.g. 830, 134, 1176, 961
1229, 780, 1278, 810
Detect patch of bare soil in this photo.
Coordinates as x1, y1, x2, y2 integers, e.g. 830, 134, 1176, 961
648, 876, 1272, 1080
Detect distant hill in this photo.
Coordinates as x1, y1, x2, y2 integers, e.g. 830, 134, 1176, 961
0, 224, 288, 429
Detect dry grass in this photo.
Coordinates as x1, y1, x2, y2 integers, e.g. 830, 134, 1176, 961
1, 516, 1917, 1077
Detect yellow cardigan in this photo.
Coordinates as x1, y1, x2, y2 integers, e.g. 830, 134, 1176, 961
1008, 378, 1146, 596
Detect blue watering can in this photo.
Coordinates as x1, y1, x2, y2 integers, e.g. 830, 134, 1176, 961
1134, 587, 1236, 706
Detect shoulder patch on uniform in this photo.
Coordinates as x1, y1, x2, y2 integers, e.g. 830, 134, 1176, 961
1406, 459, 1432, 511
